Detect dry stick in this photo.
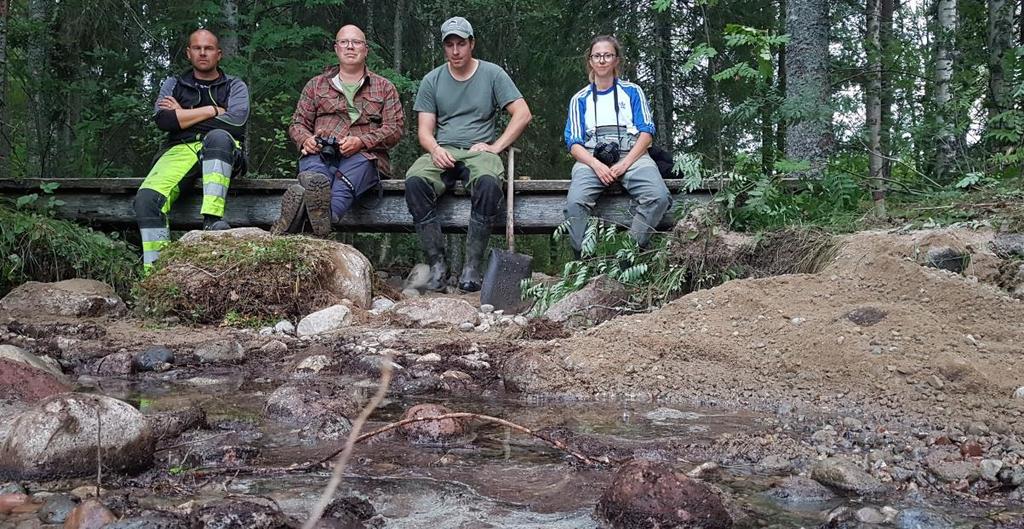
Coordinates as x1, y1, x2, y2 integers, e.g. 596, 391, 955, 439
314, 413, 602, 467
301, 354, 395, 529
95, 407, 102, 498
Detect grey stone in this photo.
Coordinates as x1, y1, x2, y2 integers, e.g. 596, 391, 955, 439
134, 346, 174, 372
105, 516, 188, 529
390, 297, 479, 328
190, 497, 290, 529
764, 476, 836, 505
895, 508, 952, 529
855, 507, 885, 524
416, 353, 442, 363
0, 345, 62, 378
459, 322, 475, 332
479, 304, 495, 313
981, 459, 1004, 481
756, 454, 793, 474
992, 232, 1024, 258
0, 393, 153, 479
371, 297, 395, 312
404, 263, 431, 291
810, 457, 885, 495
842, 417, 864, 431
0, 279, 126, 317
1013, 386, 1024, 399
273, 320, 295, 335
193, 340, 245, 363
294, 354, 331, 374
644, 408, 703, 422
296, 305, 352, 337
38, 494, 77, 524
924, 247, 969, 273
544, 274, 628, 327
91, 351, 135, 376
0, 482, 25, 494
967, 421, 990, 435
259, 340, 288, 355
925, 450, 980, 482
264, 381, 356, 441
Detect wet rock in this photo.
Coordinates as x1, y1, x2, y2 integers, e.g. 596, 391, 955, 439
64, 498, 117, 529
764, 476, 836, 505
0, 279, 126, 318
756, 454, 793, 474
596, 459, 732, 529
398, 404, 470, 445
265, 381, 356, 441
544, 274, 628, 328
855, 507, 885, 524
105, 515, 188, 529
163, 430, 260, 468
0, 482, 25, 495
895, 508, 952, 529
297, 305, 352, 337
37, 494, 76, 524
390, 298, 479, 328
0, 359, 70, 403
91, 351, 135, 376
645, 408, 702, 422
925, 247, 968, 273
273, 319, 295, 335
0, 493, 31, 514
845, 307, 887, 326
810, 457, 885, 495
355, 354, 404, 376
0, 393, 153, 480
147, 405, 207, 442
440, 370, 476, 392
134, 346, 174, 372
992, 233, 1024, 258
0, 344, 62, 377
190, 497, 290, 529
193, 339, 245, 364
316, 496, 383, 529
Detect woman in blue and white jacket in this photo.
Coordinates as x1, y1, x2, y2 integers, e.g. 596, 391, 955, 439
563, 35, 671, 257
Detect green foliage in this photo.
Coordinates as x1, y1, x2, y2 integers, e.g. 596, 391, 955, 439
0, 202, 141, 298
523, 220, 687, 314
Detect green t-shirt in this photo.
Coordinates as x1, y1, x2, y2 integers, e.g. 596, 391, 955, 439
332, 75, 362, 123
413, 60, 523, 149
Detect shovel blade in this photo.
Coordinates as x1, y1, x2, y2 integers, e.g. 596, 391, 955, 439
480, 248, 533, 313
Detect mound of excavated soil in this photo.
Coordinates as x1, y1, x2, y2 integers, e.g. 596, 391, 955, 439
506, 227, 1024, 433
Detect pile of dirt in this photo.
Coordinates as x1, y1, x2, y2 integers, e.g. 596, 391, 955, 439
508, 227, 1024, 432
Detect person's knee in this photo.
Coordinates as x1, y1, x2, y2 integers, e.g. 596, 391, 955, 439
202, 129, 234, 154
405, 176, 437, 223
134, 188, 166, 222
470, 175, 502, 220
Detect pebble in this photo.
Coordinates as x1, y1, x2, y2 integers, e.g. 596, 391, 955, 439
273, 320, 295, 335
459, 322, 475, 332
69, 486, 107, 500
295, 355, 331, 373
259, 340, 288, 355
981, 459, 1004, 481
855, 507, 885, 524
896, 508, 952, 529
1014, 386, 1024, 399
513, 315, 528, 326
417, 353, 442, 363
928, 375, 944, 389
134, 346, 174, 372
479, 304, 494, 313
38, 494, 76, 524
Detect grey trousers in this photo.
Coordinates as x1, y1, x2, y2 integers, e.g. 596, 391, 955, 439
564, 153, 672, 252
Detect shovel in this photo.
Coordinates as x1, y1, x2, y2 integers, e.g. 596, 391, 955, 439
480, 148, 533, 312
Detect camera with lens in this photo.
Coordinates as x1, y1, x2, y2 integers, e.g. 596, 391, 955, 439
593, 141, 620, 166
315, 136, 340, 160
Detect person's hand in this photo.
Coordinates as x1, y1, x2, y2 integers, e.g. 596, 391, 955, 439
469, 142, 498, 154
157, 96, 182, 110
609, 160, 629, 179
340, 136, 364, 157
431, 146, 456, 169
589, 160, 615, 185
213, 106, 227, 117
301, 136, 321, 156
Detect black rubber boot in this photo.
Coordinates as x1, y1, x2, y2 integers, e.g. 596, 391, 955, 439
459, 215, 492, 292
203, 215, 231, 230
415, 219, 448, 291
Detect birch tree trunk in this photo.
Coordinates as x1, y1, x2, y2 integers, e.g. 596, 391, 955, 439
867, 0, 886, 214
933, 0, 956, 180
783, 0, 831, 179
880, 0, 895, 181
220, 0, 239, 57
986, 0, 1013, 143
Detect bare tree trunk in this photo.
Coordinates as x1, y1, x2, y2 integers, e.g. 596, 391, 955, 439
933, 0, 956, 180
776, 0, 787, 156
26, 0, 51, 178
867, 0, 886, 215
761, 0, 778, 176
220, 0, 239, 56
784, 0, 831, 179
366, 0, 375, 39
880, 0, 895, 181
392, 0, 404, 72
653, 6, 674, 149
987, 0, 1014, 144
0, 0, 10, 175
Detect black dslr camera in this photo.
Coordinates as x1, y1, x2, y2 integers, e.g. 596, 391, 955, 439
315, 136, 340, 160
593, 141, 620, 166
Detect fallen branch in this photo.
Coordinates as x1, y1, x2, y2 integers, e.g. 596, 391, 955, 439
301, 352, 394, 529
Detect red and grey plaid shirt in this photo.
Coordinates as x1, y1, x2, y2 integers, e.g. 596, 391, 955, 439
289, 65, 404, 178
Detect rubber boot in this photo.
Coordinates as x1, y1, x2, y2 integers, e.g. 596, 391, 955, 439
415, 219, 448, 291
459, 216, 492, 292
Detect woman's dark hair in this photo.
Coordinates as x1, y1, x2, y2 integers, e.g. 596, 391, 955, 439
585, 35, 623, 82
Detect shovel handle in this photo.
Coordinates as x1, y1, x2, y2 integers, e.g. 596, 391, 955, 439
506, 147, 517, 253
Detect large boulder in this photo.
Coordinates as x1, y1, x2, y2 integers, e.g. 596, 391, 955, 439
398, 403, 471, 445
0, 359, 69, 403
0, 393, 153, 479
810, 457, 885, 495
389, 297, 479, 328
544, 274, 628, 327
0, 344, 63, 378
595, 459, 732, 529
0, 279, 126, 318
264, 381, 357, 442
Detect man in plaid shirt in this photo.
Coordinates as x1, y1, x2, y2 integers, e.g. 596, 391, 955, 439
272, 24, 404, 236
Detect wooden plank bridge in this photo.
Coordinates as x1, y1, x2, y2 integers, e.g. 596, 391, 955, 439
0, 178, 718, 233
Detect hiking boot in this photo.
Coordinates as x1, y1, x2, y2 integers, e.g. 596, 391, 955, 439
459, 216, 492, 292
203, 216, 231, 231
270, 184, 306, 235
300, 171, 332, 237
415, 218, 448, 291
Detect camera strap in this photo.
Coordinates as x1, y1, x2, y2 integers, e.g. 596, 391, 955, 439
590, 78, 621, 147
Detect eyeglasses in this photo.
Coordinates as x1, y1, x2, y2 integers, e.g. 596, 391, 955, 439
590, 53, 617, 62
335, 39, 367, 48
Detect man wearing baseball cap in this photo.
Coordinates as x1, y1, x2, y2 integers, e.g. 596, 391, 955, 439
405, 16, 532, 292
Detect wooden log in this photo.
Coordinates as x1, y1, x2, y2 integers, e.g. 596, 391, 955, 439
0, 178, 714, 233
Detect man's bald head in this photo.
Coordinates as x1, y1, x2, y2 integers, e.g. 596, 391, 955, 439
336, 25, 365, 41
189, 29, 220, 48
334, 24, 368, 71
186, 29, 223, 78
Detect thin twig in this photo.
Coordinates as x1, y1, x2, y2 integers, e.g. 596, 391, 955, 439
96, 406, 102, 498
301, 353, 394, 529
